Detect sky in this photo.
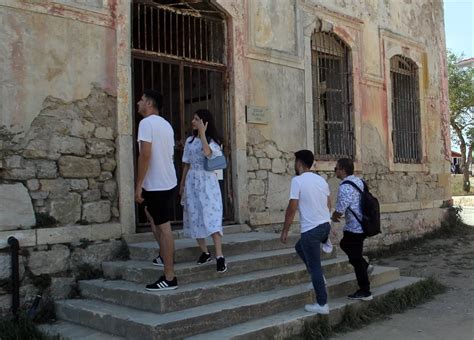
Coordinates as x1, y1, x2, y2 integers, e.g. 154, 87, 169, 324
443, 0, 474, 58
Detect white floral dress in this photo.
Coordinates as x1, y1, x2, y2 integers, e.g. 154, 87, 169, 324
182, 136, 223, 239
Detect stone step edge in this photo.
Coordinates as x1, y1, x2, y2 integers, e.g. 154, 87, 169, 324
186, 276, 423, 340
56, 266, 399, 336
79, 257, 353, 314
124, 224, 251, 243
38, 320, 125, 340
101, 247, 334, 281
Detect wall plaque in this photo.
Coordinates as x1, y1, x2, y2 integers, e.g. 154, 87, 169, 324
246, 105, 269, 125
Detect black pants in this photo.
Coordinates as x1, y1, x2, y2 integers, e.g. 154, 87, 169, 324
340, 231, 370, 293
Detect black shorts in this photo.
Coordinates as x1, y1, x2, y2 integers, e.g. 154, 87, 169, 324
142, 188, 175, 225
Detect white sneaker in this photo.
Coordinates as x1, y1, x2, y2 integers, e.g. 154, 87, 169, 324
322, 239, 333, 254
305, 303, 329, 314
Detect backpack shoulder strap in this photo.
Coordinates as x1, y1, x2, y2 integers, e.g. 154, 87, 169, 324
341, 180, 363, 194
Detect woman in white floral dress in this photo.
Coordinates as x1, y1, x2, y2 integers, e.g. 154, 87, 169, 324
180, 109, 227, 273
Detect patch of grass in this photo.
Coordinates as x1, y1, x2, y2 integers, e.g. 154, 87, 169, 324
367, 207, 471, 259
300, 277, 446, 339
79, 238, 92, 249
114, 240, 130, 260
76, 263, 102, 281
33, 213, 57, 229
0, 314, 59, 340
31, 274, 52, 292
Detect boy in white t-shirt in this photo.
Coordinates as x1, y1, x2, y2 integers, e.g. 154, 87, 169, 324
135, 89, 178, 291
280, 150, 332, 315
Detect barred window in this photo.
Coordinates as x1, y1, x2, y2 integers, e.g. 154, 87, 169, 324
312, 32, 354, 159
390, 55, 422, 163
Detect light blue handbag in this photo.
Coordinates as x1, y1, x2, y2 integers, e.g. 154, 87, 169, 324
204, 154, 227, 171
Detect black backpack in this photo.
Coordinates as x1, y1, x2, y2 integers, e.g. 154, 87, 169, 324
341, 180, 381, 237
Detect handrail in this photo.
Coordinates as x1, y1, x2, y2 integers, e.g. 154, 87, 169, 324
7, 236, 20, 321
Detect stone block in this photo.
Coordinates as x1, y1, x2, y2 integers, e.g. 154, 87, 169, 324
87, 139, 115, 156
256, 170, 268, 179
248, 180, 265, 195
26, 179, 40, 191
59, 156, 101, 178
70, 119, 95, 138
40, 178, 69, 198
88, 178, 99, 189
248, 172, 256, 179
95, 127, 114, 140
0, 183, 36, 230
90, 223, 121, 240
30, 191, 49, 200
50, 277, 75, 299
266, 173, 291, 211
35, 160, 58, 178
82, 190, 101, 202
36, 225, 91, 245
248, 157, 259, 171
255, 150, 266, 158
68, 179, 89, 191
101, 158, 117, 172
82, 201, 111, 223
272, 159, 286, 174
28, 245, 70, 275
4, 155, 23, 168
98, 171, 113, 181
52, 136, 86, 156
259, 158, 272, 170
249, 195, 266, 212
49, 193, 82, 225
263, 143, 282, 158
0, 230, 36, 249
102, 180, 117, 199
71, 240, 122, 269
2, 167, 36, 180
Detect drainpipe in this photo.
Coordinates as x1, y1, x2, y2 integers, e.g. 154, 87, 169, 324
8, 236, 20, 321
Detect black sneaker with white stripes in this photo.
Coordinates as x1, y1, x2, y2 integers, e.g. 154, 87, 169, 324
145, 276, 178, 291
152, 255, 164, 267
197, 252, 212, 265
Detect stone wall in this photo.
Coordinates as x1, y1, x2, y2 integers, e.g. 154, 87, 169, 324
0, 238, 125, 314
0, 87, 118, 228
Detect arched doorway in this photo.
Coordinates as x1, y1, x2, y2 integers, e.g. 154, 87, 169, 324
131, 0, 232, 230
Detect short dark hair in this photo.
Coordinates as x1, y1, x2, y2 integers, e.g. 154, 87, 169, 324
294, 150, 314, 169
143, 89, 163, 111
337, 158, 354, 175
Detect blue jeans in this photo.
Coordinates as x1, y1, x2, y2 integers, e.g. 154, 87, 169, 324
295, 222, 331, 305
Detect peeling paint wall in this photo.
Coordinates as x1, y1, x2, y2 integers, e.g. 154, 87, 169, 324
241, 0, 451, 240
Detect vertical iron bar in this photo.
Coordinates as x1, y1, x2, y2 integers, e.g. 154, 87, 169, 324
206, 69, 209, 110
144, 5, 147, 50
176, 11, 179, 56
169, 64, 172, 123
210, 21, 214, 62
160, 62, 163, 93
193, 17, 197, 60
141, 59, 145, 94
182, 14, 185, 57
188, 15, 191, 59
170, 11, 173, 55
199, 18, 203, 61
138, 4, 141, 49
164, 9, 167, 54
205, 20, 208, 62
151, 6, 154, 51
157, 8, 161, 53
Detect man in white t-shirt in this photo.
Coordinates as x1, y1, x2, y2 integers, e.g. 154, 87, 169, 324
135, 89, 178, 291
280, 150, 332, 315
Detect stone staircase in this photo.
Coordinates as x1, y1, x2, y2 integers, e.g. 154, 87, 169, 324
41, 225, 421, 339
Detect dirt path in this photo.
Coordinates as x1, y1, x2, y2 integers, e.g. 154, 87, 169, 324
334, 215, 474, 340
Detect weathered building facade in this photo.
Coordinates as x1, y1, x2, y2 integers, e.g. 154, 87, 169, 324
0, 0, 450, 308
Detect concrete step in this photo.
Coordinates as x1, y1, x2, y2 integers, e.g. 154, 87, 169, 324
187, 276, 422, 340
81, 257, 353, 314
56, 266, 399, 339
38, 320, 125, 340
124, 224, 251, 243
128, 231, 300, 263
103, 247, 335, 285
